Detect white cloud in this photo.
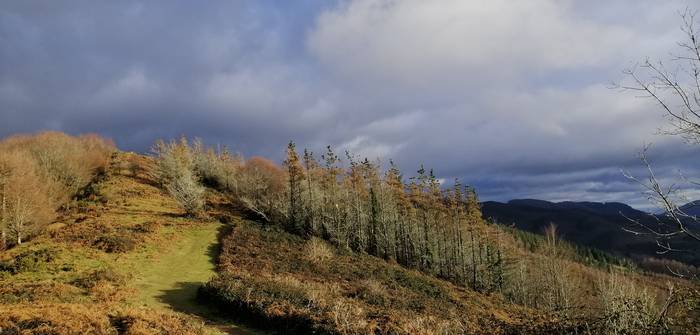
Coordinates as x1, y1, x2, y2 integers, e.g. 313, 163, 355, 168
304, 0, 687, 181
308, 0, 640, 90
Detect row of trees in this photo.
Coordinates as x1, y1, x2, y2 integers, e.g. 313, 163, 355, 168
154, 138, 505, 292
282, 143, 506, 291
0, 132, 114, 249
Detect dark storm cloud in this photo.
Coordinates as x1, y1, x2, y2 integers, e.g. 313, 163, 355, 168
0, 0, 697, 211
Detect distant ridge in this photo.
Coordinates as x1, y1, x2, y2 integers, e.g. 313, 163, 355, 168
678, 200, 700, 217
506, 199, 640, 216
482, 199, 700, 266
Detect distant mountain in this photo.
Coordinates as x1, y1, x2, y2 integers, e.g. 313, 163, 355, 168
679, 200, 700, 217
482, 199, 700, 266
507, 199, 639, 216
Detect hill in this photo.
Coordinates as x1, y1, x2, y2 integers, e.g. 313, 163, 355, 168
0, 137, 257, 334
482, 199, 700, 267
679, 201, 700, 217
0, 133, 697, 334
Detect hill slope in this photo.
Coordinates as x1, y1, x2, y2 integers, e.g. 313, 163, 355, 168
0, 147, 697, 334
0, 152, 255, 334
200, 220, 568, 334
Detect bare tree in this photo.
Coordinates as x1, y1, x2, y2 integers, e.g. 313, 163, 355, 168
621, 9, 700, 260
0, 152, 53, 245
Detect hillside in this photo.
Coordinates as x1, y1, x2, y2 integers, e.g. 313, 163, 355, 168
199, 220, 567, 334
0, 134, 697, 334
482, 199, 700, 267
0, 149, 256, 334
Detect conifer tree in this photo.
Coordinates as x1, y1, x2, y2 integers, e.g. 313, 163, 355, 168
208, 139, 508, 293
284, 141, 306, 235
321, 146, 341, 240
303, 149, 318, 234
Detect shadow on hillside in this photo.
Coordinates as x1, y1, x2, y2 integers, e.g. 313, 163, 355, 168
107, 208, 185, 219
156, 281, 207, 315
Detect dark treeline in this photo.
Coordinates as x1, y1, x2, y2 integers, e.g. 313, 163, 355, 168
503, 226, 637, 270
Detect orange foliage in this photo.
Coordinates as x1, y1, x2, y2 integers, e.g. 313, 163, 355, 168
0, 131, 114, 247
243, 156, 286, 194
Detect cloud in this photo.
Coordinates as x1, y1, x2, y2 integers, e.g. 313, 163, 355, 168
308, 0, 647, 90
0, 0, 697, 210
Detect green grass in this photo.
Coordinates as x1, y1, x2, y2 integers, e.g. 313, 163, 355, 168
128, 222, 262, 335
131, 223, 219, 311
0, 153, 268, 334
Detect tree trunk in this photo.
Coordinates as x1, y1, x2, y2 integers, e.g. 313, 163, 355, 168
0, 187, 5, 250
470, 230, 477, 290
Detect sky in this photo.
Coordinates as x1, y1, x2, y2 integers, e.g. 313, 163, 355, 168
1, 0, 699, 210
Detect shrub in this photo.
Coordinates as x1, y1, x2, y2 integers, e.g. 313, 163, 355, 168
130, 221, 160, 234
355, 279, 390, 307
0, 282, 84, 304
304, 237, 334, 264
0, 247, 56, 275
596, 273, 659, 334
165, 170, 205, 216
199, 273, 324, 333
93, 233, 137, 253
0, 304, 208, 335
152, 138, 205, 216
72, 268, 124, 290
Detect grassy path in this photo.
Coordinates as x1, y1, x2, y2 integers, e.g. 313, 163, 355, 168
131, 222, 260, 335
132, 223, 218, 311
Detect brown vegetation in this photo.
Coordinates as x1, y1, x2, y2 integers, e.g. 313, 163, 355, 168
0, 145, 229, 334
0, 132, 113, 249
0, 304, 209, 335
200, 220, 571, 334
